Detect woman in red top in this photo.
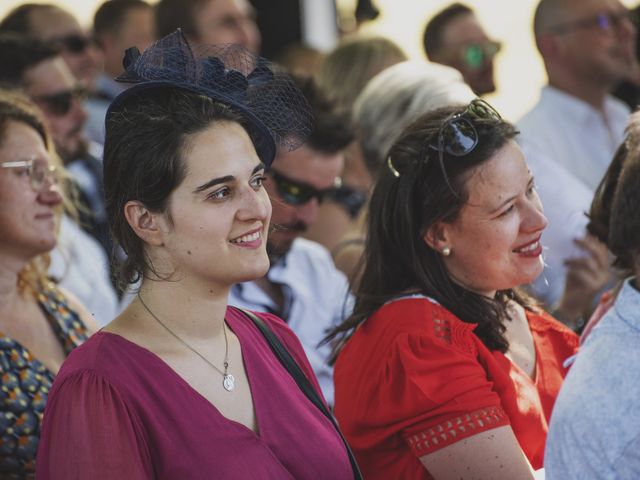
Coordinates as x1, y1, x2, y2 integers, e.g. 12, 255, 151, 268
327, 100, 578, 479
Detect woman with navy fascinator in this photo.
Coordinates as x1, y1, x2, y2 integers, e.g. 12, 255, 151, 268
36, 31, 358, 479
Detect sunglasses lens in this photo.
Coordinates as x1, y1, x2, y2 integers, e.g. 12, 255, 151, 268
63, 35, 90, 53
467, 100, 502, 121
464, 44, 485, 68
441, 118, 477, 156
48, 93, 73, 115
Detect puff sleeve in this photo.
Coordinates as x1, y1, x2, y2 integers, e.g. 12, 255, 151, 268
390, 329, 509, 457
36, 369, 152, 479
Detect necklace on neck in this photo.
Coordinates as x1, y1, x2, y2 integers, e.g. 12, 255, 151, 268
137, 293, 236, 392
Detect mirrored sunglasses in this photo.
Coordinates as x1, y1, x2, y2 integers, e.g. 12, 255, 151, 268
0, 158, 60, 191
269, 170, 342, 206
32, 86, 88, 116
462, 41, 502, 69
51, 33, 92, 53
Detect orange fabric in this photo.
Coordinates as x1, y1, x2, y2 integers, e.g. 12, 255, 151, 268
333, 297, 579, 480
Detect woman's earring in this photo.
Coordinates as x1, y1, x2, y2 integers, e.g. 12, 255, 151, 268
442, 246, 451, 256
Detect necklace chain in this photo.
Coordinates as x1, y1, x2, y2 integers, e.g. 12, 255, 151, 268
137, 293, 235, 391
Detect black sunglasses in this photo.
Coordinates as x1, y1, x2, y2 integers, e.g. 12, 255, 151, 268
269, 170, 342, 206
32, 86, 89, 116
430, 99, 502, 193
387, 99, 502, 186
51, 34, 92, 53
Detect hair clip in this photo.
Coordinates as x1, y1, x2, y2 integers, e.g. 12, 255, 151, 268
387, 156, 400, 177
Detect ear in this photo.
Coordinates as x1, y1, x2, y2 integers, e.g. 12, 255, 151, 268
123, 200, 165, 247
423, 220, 451, 253
536, 33, 560, 60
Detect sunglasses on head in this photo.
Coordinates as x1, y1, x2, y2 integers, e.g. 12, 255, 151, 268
32, 86, 88, 116
387, 99, 502, 183
269, 170, 342, 206
51, 33, 92, 53
549, 10, 635, 34
0, 158, 60, 191
461, 41, 502, 69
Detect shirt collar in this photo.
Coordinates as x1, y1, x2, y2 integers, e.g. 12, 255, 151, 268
612, 277, 640, 330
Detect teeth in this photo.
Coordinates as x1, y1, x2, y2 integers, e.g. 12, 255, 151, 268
515, 241, 539, 253
231, 231, 261, 244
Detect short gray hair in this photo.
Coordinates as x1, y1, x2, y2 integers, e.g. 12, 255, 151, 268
353, 61, 475, 177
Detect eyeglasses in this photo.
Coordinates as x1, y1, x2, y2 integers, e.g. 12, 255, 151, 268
32, 86, 88, 116
50, 33, 92, 53
0, 158, 60, 191
460, 41, 502, 69
269, 170, 342, 206
549, 10, 635, 34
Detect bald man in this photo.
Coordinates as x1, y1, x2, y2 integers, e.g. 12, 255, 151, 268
517, 0, 634, 319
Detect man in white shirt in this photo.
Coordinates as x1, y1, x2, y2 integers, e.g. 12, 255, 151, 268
229, 76, 353, 404
517, 0, 636, 319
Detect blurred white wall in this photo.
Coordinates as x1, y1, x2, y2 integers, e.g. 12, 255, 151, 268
0, 0, 636, 121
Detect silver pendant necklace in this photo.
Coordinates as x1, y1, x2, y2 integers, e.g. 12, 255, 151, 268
138, 293, 235, 392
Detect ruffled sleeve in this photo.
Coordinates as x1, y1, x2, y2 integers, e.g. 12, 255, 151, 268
36, 369, 152, 479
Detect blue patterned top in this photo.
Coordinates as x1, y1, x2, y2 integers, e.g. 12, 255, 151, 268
0, 282, 89, 479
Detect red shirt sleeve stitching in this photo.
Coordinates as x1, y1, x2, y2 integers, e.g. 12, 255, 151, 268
403, 405, 510, 457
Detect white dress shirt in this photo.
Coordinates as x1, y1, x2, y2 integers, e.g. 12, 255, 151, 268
518, 85, 630, 191
229, 238, 352, 405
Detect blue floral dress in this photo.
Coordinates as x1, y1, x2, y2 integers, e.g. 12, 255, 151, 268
0, 282, 90, 479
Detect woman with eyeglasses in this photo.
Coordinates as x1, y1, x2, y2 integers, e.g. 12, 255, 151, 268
36, 32, 357, 479
0, 89, 96, 478
327, 100, 579, 479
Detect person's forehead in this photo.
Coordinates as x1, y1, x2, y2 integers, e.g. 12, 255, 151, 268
561, 0, 626, 18
273, 145, 343, 188
441, 14, 490, 49
200, 0, 255, 19
24, 57, 76, 96
28, 7, 82, 40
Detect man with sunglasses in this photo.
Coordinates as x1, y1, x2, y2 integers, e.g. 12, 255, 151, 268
229, 76, 354, 405
423, 3, 501, 96
0, 4, 99, 92
515, 0, 636, 324
0, 35, 110, 261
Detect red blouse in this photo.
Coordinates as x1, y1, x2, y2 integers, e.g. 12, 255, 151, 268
333, 296, 579, 480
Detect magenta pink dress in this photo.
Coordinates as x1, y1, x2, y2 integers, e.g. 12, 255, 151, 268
36, 308, 352, 479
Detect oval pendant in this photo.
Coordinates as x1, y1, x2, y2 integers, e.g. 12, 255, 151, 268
223, 374, 235, 392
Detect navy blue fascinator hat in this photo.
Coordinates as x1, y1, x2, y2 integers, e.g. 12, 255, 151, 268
106, 30, 313, 167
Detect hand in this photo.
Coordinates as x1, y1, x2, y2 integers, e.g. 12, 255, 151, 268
556, 235, 611, 329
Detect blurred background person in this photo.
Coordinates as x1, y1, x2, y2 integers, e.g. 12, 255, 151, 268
327, 101, 579, 479
0, 88, 96, 478
305, 35, 407, 253
0, 34, 118, 326
0, 3, 100, 95
516, 0, 636, 325
155, 0, 260, 54
87, 0, 156, 144
230, 74, 353, 405
546, 112, 640, 479
422, 3, 502, 96
332, 60, 475, 279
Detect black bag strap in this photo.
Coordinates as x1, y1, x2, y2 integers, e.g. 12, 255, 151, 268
236, 307, 363, 480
